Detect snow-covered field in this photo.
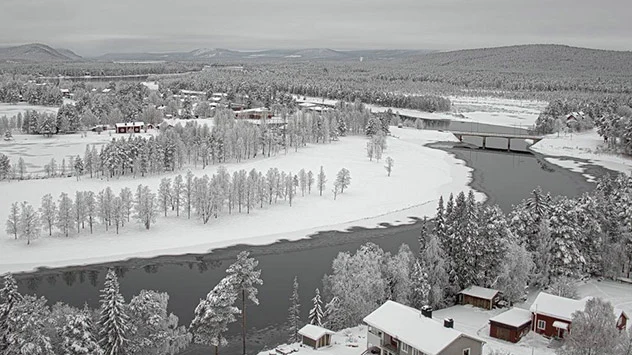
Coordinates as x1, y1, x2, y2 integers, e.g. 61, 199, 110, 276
532, 129, 632, 176
0, 128, 481, 274
256, 325, 367, 355
0, 103, 59, 118
296, 95, 548, 129
0, 131, 156, 174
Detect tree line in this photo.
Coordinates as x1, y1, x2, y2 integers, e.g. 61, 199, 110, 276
4, 166, 352, 242
0, 250, 263, 355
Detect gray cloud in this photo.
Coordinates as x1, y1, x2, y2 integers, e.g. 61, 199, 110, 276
0, 0, 630, 56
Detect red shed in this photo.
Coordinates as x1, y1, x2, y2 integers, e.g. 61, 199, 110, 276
489, 308, 532, 343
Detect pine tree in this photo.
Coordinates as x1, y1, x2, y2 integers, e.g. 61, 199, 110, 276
225, 251, 263, 355
308, 288, 324, 327
190, 276, 240, 355
317, 166, 326, 196
61, 312, 104, 355
0, 273, 23, 352
98, 269, 129, 355
4, 295, 54, 355
5, 202, 20, 240
287, 276, 301, 344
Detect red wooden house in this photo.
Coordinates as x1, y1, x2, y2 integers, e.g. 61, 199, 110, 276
115, 122, 145, 134
530, 292, 629, 339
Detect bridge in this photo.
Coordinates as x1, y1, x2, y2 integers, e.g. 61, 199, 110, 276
450, 131, 545, 151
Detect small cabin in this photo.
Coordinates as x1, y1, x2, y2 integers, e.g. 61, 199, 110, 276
458, 286, 500, 310
489, 308, 532, 343
298, 324, 334, 349
115, 122, 145, 134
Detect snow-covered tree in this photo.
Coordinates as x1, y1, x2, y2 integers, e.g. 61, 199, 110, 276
307, 171, 314, 194
5, 202, 20, 240
419, 231, 450, 308
184, 171, 194, 219
496, 243, 533, 305
39, 194, 57, 236
61, 312, 104, 355
84, 191, 97, 234
190, 276, 240, 355
119, 188, 133, 225
317, 166, 326, 196
98, 269, 130, 355
127, 290, 190, 355
409, 259, 431, 309
134, 185, 157, 230
4, 294, 54, 355
74, 156, 84, 180
111, 197, 123, 234
298, 169, 307, 196
548, 277, 579, 299
19, 201, 40, 245
0, 273, 22, 352
172, 175, 183, 217
323, 243, 387, 328
335, 168, 351, 193
308, 288, 324, 327
57, 192, 75, 237
158, 178, 172, 217
225, 251, 263, 355
558, 298, 621, 355
74, 191, 87, 233
287, 276, 301, 344
385, 244, 414, 305
384, 156, 394, 176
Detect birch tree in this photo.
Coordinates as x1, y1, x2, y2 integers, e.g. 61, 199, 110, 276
39, 194, 57, 236
20, 202, 40, 245
5, 202, 20, 240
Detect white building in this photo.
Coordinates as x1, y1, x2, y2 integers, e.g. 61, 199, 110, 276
364, 301, 484, 355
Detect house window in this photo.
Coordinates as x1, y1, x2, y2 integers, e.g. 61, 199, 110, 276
463, 348, 470, 355
401, 343, 410, 353
537, 320, 546, 330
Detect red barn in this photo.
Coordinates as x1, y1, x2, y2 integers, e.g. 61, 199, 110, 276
489, 308, 532, 343
115, 122, 145, 134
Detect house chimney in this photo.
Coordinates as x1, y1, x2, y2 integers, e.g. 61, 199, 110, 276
421, 305, 433, 318
444, 318, 454, 329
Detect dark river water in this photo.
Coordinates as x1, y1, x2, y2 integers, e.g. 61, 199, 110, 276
12, 121, 610, 355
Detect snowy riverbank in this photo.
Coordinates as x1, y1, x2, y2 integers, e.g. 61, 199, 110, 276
0, 128, 482, 274
531, 128, 632, 177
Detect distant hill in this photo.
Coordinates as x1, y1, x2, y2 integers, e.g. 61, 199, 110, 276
0, 43, 82, 62
409, 44, 632, 74
96, 48, 434, 62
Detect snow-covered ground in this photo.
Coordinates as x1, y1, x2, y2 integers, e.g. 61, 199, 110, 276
0, 103, 59, 118
531, 129, 632, 176
0, 131, 156, 175
0, 128, 481, 274
295, 95, 547, 129
256, 326, 367, 355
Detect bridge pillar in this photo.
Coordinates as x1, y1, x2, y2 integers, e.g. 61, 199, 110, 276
458, 135, 462, 142
482, 137, 486, 149
507, 138, 511, 151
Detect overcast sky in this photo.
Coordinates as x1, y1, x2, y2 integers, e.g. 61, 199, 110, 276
1, 0, 630, 56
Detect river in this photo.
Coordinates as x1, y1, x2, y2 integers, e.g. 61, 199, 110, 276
12, 121, 610, 355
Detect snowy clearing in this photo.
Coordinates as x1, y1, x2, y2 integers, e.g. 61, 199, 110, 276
0, 128, 481, 274
531, 128, 632, 176
0, 103, 59, 119
0, 131, 157, 174
256, 325, 367, 355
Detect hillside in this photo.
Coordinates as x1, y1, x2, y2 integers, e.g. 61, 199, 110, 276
0, 43, 82, 62
411, 44, 632, 75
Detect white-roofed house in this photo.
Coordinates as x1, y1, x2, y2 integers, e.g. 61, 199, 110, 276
363, 300, 484, 355
457, 286, 500, 310
489, 308, 532, 343
115, 121, 146, 134
298, 324, 334, 349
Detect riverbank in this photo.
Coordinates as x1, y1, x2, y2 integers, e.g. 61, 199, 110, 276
531, 128, 632, 176
0, 128, 481, 274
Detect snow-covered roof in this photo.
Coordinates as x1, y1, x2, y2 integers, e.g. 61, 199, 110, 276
237, 107, 270, 113
552, 321, 569, 330
529, 292, 589, 322
298, 324, 334, 340
458, 286, 499, 300
363, 301, 483, 355
489, 308, 532, 328
180, 89, 206, 95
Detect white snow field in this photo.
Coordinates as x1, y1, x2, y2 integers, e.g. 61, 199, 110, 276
0, 127, 481, 273
0, 131, 156, 174
256, 325, 367, 355
295, 95, 548, 129
532, 128, 632, 176
0, 103, 59, 118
